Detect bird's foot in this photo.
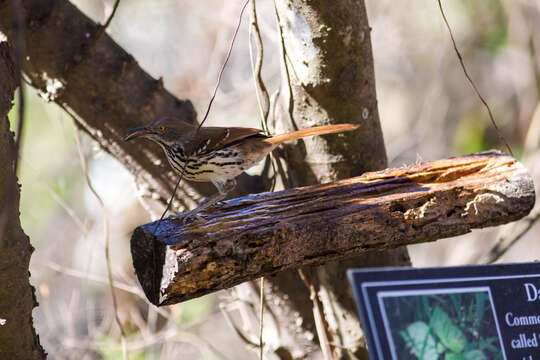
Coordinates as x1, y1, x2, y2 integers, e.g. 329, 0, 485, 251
180, 210, 206, 226
178, 194, 225, 226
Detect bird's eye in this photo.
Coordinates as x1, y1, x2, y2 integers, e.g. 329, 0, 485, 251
158, 125, 165, 132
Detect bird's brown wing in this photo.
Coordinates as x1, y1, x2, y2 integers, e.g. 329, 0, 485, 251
188, 126, 267, 155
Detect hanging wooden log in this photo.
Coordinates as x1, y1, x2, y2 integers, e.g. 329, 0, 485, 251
130, 151, 535, 306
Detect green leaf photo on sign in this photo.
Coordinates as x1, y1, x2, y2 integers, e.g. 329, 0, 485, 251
445, 353, 462, 360
431, 305, 467, 353
444, 349, 488, 360
463, 350, 488, 360
382, 291, 503, 359
399, 321, 440, 360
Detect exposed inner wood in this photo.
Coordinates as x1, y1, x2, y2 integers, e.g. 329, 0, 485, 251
130, 151, 535, 306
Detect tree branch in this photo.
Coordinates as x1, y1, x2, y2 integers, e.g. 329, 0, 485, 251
130, 151, 535, 306
0, 0, 266, 212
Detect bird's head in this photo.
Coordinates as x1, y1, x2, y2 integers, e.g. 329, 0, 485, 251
124, 117, 191, 146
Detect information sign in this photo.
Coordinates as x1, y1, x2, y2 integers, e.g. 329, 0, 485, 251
348, 263, 540, 360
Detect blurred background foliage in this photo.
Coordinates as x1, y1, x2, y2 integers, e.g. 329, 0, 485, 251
6, 0, 540, 358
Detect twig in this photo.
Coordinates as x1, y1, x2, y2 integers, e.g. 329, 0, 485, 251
219, 304, 259, 348
437, 0, 513, 156
85, 0, 121, 57
44, 183, 89, 236
484, 212, 540, 264
43, 260, 171, 319
0, 0, 25, 246
57, 105, 134, 342
272, 148, 292, 189
249, 0, 277, 192
152, 0, 250, 234
198, 0, 250, 133
274, 2, 296, 130
298, 268, 333, 360
95, 0, 121, 42
236, 281, 283, 339
259, 277, 264, 360
45, 261, 139, 294
21, 160, 89, 236
270, 2, 297, 190
249, 0, 270, 133
74, 128, 128, 360
102, 0, 121, 31
246, 4, 273, 339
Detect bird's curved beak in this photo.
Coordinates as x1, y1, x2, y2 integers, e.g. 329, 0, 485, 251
124, 126, 154, 141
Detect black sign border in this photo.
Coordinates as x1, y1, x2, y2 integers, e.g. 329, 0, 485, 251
348, 262, 540, 360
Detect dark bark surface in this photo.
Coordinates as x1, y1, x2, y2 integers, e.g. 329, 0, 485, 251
0, 41, 45, 360
131, 151, 535, 305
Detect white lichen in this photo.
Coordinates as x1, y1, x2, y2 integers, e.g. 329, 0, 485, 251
39, 72, 64, 102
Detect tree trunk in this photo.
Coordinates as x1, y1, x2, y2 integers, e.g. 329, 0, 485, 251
0, 41, 45, 360
267, 1, 411, 358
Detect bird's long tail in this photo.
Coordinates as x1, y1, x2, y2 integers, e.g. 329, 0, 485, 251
266, 123, 359, 145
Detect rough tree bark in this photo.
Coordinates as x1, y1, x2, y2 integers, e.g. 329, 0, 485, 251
0, 41, 45, 360
248, 1, 410, 358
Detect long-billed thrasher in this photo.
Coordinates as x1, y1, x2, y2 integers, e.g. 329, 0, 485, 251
124, 117, 359, 221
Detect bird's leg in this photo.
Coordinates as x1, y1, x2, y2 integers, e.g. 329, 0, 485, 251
182, 178, 237, 224
181, 194, 225, 224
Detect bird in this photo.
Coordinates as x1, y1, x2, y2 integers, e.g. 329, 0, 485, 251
124, 117, 359, 221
